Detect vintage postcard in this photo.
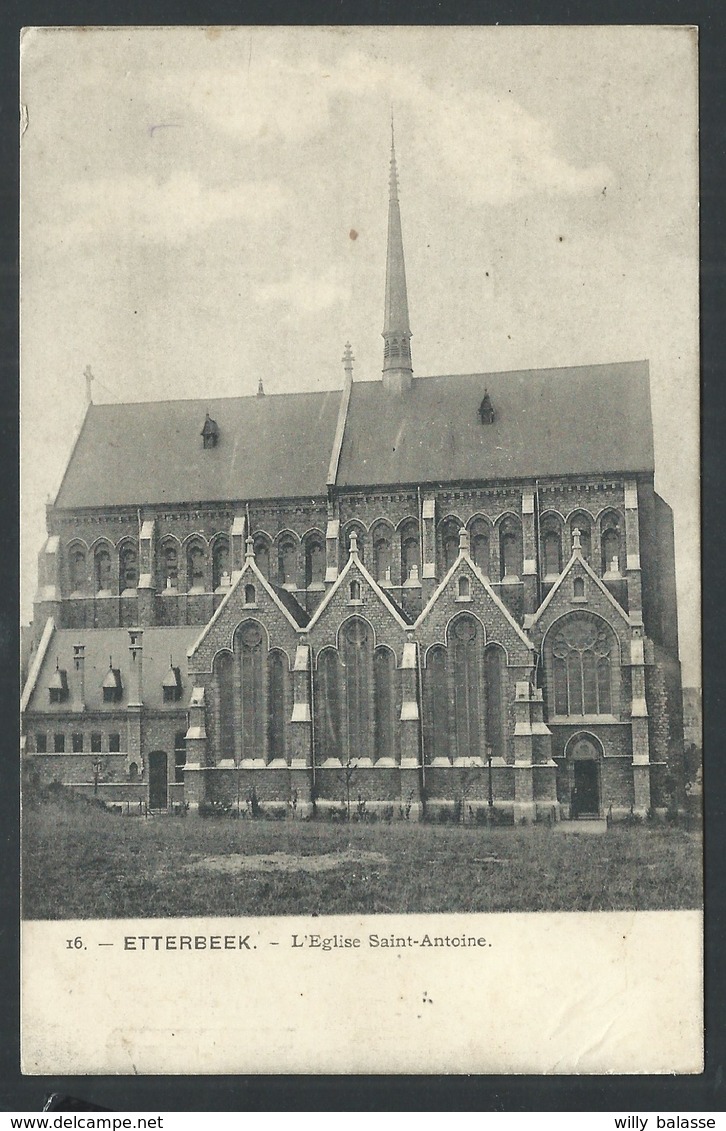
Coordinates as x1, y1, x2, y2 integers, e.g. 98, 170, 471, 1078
19, 25, 702, 1075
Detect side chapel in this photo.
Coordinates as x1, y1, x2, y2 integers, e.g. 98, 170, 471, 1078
21, 134, 684, 820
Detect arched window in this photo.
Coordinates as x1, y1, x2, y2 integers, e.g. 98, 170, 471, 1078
569, 513, 592, 561
237, 621, 265, 760
69, 545, 87, 594
162, 543, 178, 590
212, 538, 230, 590
441, 520, 460, 572
372, 527, 393, 583
316, 649, 341, 762
349, 579, 361, 603
253, 537, 270, 579
187, 543, 206, 592
267, 651, 286, 762
484, 644, 506, 762
400, 519, 420, 582
95, 546, 112, 594
573, 576, 585, 598
305, 537, 325, 587
424, 645, 449, 761
342, 618, 372, 762
499, 517, 522, 579
128, 762, 139, 781
458, 575, 471, 599
550, 614, 615, 717
470, 519, 490, 575
174, 731, 186, 783
374, 647, 396, 763
540, 514, 562, 578
119, 543, 138, 592
278, 537, 297, 588
451, 616, 482, 760
244, 583, 256, 605
601, 518, 622, 576
215, 652, 235, 759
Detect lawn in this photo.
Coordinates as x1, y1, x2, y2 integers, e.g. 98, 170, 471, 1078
22, 788, 703, 919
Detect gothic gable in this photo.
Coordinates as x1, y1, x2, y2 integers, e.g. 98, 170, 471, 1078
306, 549, 410, 655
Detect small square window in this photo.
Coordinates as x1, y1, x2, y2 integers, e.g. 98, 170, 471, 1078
91, 733, 102, 753
109, 733, 121, 753
35, 733, 47, 753
72, 733, 84, 753
54, 733, 65, 753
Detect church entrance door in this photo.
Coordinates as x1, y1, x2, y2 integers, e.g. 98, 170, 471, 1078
572, 758, 600, 818
149, 750, 168, 810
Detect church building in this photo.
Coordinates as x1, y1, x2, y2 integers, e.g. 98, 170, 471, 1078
21, 136, 685, 821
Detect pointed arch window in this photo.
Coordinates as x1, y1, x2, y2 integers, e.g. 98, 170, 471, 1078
95, 547, 112, 594
278, 538, 297, 588
316, 649, 342, 762
373, 528, 393, 583
187, 543, 206, 593
484, 645, 506, 762
499, 517, 522, 580
542, 531, 562, 579
342, 618, 372, 762
470, 520, 490, 575
237, 621, 265, 760
349, 579, 362, 603
457, 575, 471, 600
69, 545, 87, 595
212, 538, 230, 590
215, 652, 235, 760
424, 645, 449, 762
267, 650, 287, 762
441, 521, 460, 572
573, 576, 585, 599
244, 583, 257, 606
119, 543, 138, 592
451, 616, 482, 760
162, 544, 178, 590
374, 647, 396, 762
305, 537, 325, 587
400, 519, 420, 582
550, 614, 615, 717
253, 537, 270, 579
601, 518, 622, 576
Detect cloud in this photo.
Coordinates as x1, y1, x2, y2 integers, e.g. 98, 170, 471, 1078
256, 266, 351, 315
44, 172, 288, 245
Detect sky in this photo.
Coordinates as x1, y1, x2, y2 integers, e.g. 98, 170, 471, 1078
20, 25, 700, 685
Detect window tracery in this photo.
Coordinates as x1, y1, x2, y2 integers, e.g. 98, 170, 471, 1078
551, 614, 614, 716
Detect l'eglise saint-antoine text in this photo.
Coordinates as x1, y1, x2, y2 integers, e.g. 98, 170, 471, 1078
291, 933, 492, 950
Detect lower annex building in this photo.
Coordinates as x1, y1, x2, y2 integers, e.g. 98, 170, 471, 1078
21, 136, 685, 821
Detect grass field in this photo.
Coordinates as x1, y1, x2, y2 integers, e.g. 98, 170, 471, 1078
21, 787, 703, 920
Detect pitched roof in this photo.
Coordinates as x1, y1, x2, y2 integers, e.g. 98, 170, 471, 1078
336, 361, 654, 488
24, 626, 200, 713
54, 391, 342, 509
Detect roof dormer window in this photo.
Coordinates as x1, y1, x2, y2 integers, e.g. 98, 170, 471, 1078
162, 660, 183, 703
201, 413, 219, 449
102, 660, 123, 703
479, 391, 495, 425
48, 661, 69, 704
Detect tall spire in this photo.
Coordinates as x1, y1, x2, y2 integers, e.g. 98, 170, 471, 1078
382, 117, 413, 394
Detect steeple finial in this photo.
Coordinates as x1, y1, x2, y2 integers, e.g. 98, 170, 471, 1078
257, 377, 265, 397
382, 118, 413, 394
84, 365, 94, 405
342, 341, 354, 385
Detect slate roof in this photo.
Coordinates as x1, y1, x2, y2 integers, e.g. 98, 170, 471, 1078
55, 391, 342, 509
24, 626, 199, 713
336, 361, 654, 488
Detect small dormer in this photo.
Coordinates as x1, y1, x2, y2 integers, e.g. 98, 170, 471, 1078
201, 413, 219, 449
162, 660, 183, 703
48, 661, 69, 704
102, 660, 123, 703
479, 390, 495, 425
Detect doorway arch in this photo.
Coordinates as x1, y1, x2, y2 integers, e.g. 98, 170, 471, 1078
565, 733, 602, 818
148, 750, 168, 810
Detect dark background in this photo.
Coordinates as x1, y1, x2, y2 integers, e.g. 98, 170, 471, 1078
3, 0, 723, 1112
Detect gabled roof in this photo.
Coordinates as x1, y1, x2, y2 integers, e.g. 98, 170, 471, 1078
529, 546, 631, 628
306, 549, 412, 632
415, 547, 535, 651
336, 361, 654, 488
54, 391, 342, 509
